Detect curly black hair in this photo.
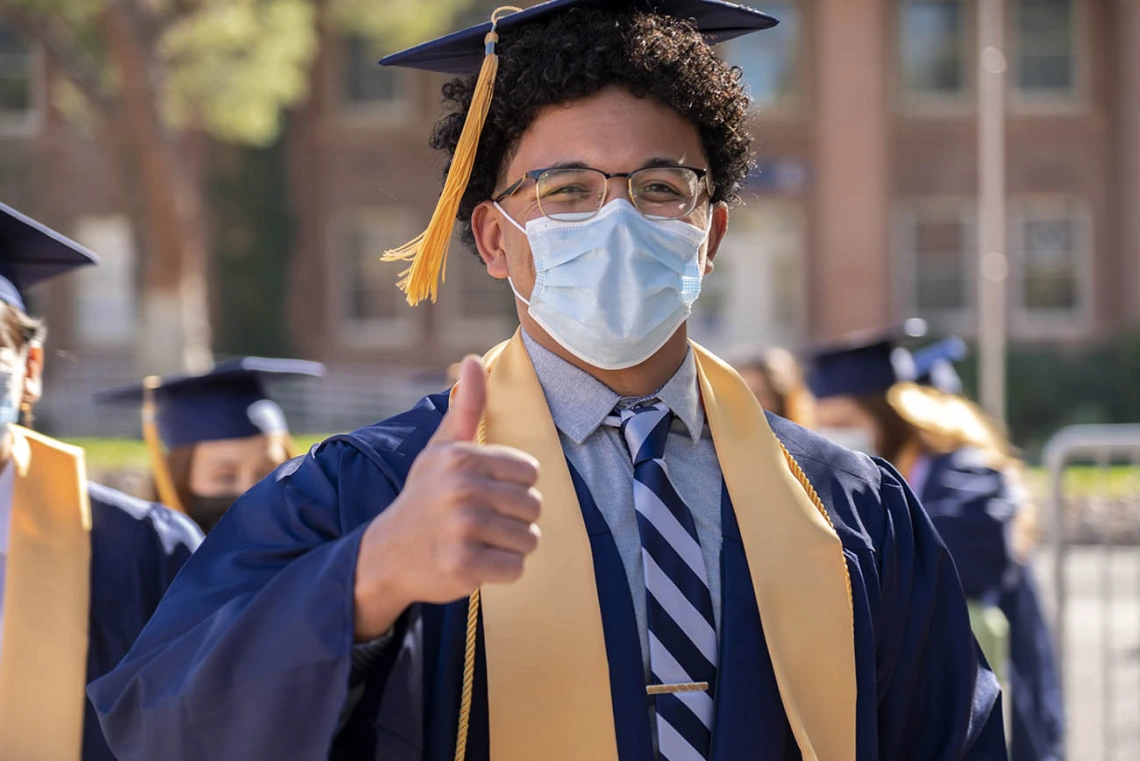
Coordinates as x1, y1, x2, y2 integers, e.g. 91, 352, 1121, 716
430, 8, 753, 253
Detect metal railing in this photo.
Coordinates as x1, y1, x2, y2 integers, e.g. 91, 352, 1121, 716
1044, 424, 1140, 761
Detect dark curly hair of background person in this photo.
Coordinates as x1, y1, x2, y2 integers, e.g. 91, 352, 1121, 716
429, 7, 754, 254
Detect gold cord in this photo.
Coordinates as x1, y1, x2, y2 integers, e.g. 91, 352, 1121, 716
454, 413, 489, 761
778, 442, 854, 610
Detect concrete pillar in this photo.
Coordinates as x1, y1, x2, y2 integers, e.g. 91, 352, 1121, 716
811, 0, 891, 340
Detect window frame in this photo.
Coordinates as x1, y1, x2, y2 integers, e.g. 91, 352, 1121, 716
892, 196, 978, 335
328, 208, 423, 348
1009, 193, 1094, 338
721, 0, 807, 118
0, 30, 44, 137
896, 0, 977, 116
70, 215, 137, 348
1008, 0, 1087, 112
688, 199, 808, 351
436, 243, 520, 350
330, 34, 415, 126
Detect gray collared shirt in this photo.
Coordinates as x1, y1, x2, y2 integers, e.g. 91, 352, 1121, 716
521, 331, 723, 679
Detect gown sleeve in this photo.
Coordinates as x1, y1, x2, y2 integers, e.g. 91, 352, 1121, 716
871, 460, 1008, 760
86, 437, 412, 761
920, 450, 1018, 602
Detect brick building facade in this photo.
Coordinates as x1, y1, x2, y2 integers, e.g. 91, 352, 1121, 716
0, 0, 1137, 432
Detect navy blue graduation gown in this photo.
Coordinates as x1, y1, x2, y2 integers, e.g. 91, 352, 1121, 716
89, 394, 1006, 760
919, 452, 1063, 761
83, 482, 204, 761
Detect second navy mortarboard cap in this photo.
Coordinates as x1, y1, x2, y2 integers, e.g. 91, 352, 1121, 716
95, 357, 325, 448
380, 0, 779, 75
806, 320, 928, 400
0, 202, 100, 311
913, 337, 968, 395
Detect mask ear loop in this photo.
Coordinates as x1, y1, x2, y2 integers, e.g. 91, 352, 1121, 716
492, 201, 533, 307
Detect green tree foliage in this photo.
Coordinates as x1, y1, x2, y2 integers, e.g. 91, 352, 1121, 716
5, 0, 476, 146
956, 330, 1140, 459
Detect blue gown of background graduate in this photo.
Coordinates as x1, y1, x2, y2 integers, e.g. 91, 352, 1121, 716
913, 340, 1064, 761
917, 450, 1063, 761
89, 390, 1006, 761
84, 482, 203, 761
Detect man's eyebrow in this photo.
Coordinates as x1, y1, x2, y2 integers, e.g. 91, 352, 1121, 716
640, 157, 689, 169
537, 157, 699, 172
544, 160, 592, 171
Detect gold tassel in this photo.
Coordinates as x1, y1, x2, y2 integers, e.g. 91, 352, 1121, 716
142, 375, 184, 513
382, 6, 522, 306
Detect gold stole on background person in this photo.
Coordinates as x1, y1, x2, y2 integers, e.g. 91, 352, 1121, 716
478, 331, 857, 761
0, 426, 91, 761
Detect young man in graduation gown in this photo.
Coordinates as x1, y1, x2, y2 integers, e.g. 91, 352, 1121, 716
90, 3, 1007, 759
0, 203, 204, 761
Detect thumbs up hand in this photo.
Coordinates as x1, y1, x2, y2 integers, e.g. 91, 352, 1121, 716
354, 356, 542, 641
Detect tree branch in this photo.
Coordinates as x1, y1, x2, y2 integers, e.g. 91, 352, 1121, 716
1, 7, 115, 115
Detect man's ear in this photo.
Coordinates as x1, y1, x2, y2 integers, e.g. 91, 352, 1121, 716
21, 343, 43, 407
471, 201, 510, 280
704, 202, 730, 275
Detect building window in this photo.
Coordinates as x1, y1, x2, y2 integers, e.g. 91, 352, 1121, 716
721, 1, 801, 112
895, 200, 976, 331
688, 202, 807, 351
898, 0, 969, 101
0, 25, 39, 134
1011, 197, 1091, 332
332, 211, 419, 346
1013, 0, 1076, 97
338, 35, 410, 120
71, 216, 136, 346
438, 246, 518, 348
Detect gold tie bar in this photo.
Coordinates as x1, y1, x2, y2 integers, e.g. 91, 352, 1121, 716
646, 682, 710, 696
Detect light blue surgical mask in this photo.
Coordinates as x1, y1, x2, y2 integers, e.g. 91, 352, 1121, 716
496, 199, 709, 370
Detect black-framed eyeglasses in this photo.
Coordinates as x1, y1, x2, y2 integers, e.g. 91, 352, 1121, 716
492, 165, 712, 222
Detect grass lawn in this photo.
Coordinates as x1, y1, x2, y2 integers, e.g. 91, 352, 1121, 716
64, 436, 1140, 500
66, 434, 333, 474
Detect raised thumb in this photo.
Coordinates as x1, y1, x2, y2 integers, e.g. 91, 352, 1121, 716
433, 355, 487, 443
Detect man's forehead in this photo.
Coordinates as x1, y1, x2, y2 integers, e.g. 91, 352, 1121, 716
508, 91, 708, 172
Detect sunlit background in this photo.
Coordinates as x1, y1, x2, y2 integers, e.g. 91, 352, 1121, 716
0, 1, 1137, 756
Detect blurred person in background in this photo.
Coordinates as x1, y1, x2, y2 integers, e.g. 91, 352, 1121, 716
0, 203, 202, 760
809, 332, 1063, 761
95, 358, 325, 533
90, 2, 1004, 759
729, 346, 815, 426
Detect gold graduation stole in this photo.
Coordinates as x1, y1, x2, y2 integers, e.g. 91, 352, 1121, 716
0, 426, 92, 761
472, 331, 857, 761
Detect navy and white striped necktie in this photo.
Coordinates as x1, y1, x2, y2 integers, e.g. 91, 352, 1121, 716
607, 401, 717, 760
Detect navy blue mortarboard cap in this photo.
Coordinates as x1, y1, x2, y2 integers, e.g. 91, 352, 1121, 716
379, 0, 779, 75
95, 357, 325, 448
806, 320, 928, 400
0, 202, 99, 311
913, 337, 968, 395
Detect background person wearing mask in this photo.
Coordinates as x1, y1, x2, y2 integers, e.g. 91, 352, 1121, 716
95, 358, 325, 533
809, 331, 1063, 761
0, 202, 202, 761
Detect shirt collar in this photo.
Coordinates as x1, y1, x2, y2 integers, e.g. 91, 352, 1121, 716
520, 330, 705, 445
